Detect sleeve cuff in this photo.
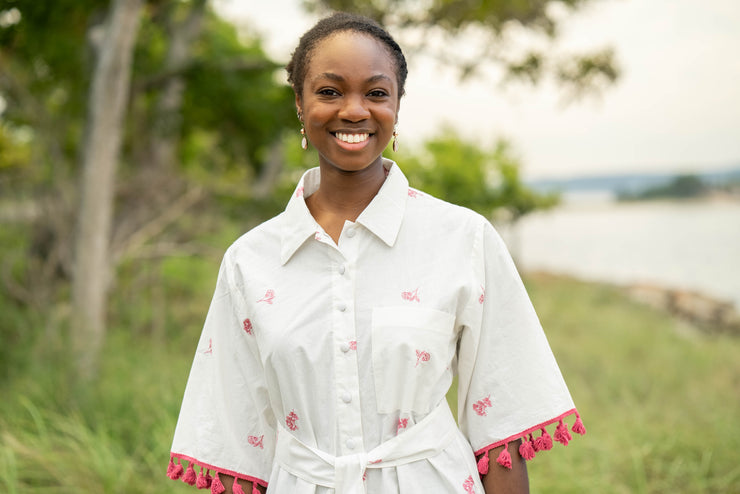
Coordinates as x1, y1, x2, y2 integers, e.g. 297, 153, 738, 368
167, 453, 268, 494
473, 408, 586, 473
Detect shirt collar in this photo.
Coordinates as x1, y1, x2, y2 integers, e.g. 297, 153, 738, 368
279, 158, 409, 265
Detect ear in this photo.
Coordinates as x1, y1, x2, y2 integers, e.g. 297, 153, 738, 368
294, 91, 303, 120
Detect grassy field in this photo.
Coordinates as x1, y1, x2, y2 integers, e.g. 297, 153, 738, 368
1, 272, 738, 493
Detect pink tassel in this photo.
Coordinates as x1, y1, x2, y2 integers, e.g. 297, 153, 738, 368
182, 463, 197, 485
534, 428, 553, 451
167, 457, 175, 477
519, 437, 536, 461
232, 477, 245, 494
477, 449, 490, 475
572, 412, 587, 435
169, 458, 184, 480
496, 445, 512, 469
211, 473, 226, 494
196, 467, 209, 489
252, 484, 261, 494
554, 419, 572, 446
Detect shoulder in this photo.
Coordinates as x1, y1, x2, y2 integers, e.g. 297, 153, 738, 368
222, 213, 286, 269
405, 186, 491, 236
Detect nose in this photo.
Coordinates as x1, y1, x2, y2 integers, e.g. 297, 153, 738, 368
338, 94, 370, 122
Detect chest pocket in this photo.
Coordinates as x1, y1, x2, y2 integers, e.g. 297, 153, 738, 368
371, 306, 457, 414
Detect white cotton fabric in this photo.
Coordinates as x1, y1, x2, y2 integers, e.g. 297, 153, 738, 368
170, 159, 576, 493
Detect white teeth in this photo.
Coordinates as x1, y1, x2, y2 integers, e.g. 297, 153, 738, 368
336, 132, 369, 143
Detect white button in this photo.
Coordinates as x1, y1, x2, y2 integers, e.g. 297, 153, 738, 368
338, 264, 346, 275
340, 342, 350, 353
346, 229, 356, 238
346, 438, 356, 450
338, 302, 347, 312
341, 392, 352, 403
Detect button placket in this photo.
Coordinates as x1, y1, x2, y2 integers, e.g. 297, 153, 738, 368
331, 233, 364, 455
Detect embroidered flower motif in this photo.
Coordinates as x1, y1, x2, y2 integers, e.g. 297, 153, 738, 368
285, 411, 299, 431
401, 288, 420, 302
243, 318, 253, 335
369, 459, 382, 465
473, 396, 492, 416
463, 475, 476, 493
248, 435, 264, 449
203, 338, 213, 355
408, 189, 421, 198
415, 350, 431, 367
257, 289, 275, 304
295, 186, 304, 198
479, 285, 485, 304
349, 340, 357, 350
397, 418, 408, 433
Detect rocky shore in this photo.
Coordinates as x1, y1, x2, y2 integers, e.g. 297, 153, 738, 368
625, 282, 740, 336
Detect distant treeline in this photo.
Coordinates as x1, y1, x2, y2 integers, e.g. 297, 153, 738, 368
617, 174, 739, 201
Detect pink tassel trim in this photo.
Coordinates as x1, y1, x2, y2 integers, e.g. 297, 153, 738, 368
476, 449, 489, 475
211, 473, 225, 494
232, 476, 246, 494
496, 444, 512, 469
474, 408, 585, 474
183, 463, 197, 485
168, 453, 268, 492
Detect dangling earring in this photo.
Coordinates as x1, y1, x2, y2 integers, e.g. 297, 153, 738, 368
392, 126, 399, 152
298, 110, 307, 150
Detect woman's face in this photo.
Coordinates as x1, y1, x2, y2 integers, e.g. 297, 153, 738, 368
296, 31, 400, 173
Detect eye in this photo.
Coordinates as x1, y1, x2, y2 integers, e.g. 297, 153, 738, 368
368, 89, 389, 98
317, 88, 340, 97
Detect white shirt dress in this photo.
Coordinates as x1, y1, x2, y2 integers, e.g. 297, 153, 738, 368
167, 159, 584, 494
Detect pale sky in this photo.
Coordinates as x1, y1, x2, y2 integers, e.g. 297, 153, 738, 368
214, 0, 740, 179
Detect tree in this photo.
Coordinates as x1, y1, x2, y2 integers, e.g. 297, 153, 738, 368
304, 0, 619, 99
71, 0, 144, 380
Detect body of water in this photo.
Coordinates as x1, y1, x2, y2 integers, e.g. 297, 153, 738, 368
505, 196, 740, 309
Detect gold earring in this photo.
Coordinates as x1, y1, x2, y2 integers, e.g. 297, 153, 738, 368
392, 128, 399, 152
297, 110, 307, 150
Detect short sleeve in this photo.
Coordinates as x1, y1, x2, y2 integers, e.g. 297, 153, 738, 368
168, 251, 274, 491
456, 219, 585, 472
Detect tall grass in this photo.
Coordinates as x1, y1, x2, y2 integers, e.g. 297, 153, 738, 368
1, 271, 738, 493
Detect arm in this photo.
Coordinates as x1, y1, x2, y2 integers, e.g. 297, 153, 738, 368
218, 474, 267, 494
480, 440, 529, 494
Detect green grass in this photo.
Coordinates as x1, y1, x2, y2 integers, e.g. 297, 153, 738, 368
1, 273, 738, 493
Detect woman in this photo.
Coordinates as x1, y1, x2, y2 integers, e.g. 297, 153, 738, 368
167, 12, 584, 494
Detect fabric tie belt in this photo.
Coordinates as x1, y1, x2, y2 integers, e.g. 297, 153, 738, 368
274, 401, 459, 493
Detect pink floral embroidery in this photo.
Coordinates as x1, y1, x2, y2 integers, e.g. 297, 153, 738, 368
463, 475, 475, 493
243, 318, 253, 335
258, 289, 275, 304
285, 411, 299, 431
348, 340, 357, 350
314, 231, 323, 241
369, 459, 382, 465
473, 396, 492, 416
203, 338, 213, 355
479, 285, 485, 304
295, 186, 304, 197
415, 350, 431, 367
397, 418, 408, 433
401, 288, 420, 302
248, 435, 264, 449
408, 189, 421, 198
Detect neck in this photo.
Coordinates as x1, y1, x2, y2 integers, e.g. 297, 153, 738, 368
309, 159, 387, 221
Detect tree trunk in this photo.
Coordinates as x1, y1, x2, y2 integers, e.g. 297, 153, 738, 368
71, 0, 143, 381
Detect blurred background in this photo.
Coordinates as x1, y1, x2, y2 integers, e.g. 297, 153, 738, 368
1, 0, 738, 492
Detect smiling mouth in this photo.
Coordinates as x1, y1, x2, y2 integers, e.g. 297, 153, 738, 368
332, 132, 371, 144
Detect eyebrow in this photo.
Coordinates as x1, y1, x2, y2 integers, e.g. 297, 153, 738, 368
312, 72, 393, 85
